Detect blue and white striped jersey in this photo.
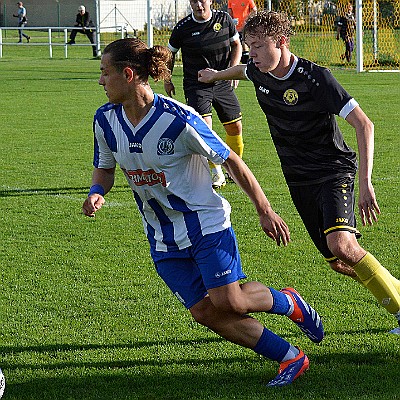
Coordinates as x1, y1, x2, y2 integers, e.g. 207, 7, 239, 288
93, 93, 232, 255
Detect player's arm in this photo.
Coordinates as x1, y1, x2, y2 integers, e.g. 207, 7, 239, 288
82, 167, 116, 217
345, 106, 380, 226
198, 64, 247, 84
164, 51, 176, 97
222, 151, 290, 246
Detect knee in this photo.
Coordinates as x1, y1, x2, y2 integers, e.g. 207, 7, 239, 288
190, 300, 220, 328
190, 297, 245, 327
326, 232, 364, 265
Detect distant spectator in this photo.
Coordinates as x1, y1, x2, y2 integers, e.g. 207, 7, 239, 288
68, 5, 97, 58
228, 0, 257, 63
13, 1, 30, 43
336, 2, 356, 62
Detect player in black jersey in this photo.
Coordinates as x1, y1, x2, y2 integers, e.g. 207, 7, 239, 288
336, 2, 356, 63
165, 0, 244, 189
198, 10, 400, 333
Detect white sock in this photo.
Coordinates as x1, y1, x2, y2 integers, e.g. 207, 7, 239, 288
281, 345, 300, 362
211, 165, 223, 175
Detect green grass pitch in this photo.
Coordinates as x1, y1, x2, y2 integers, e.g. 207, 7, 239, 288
0, 48, 399, 399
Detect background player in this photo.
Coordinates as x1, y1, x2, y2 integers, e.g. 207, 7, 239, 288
164, 0, 244, 189
228, 0, 257, 63
336, 2, 356, 63
82, 37, 324, 387
198, 10, 400, 333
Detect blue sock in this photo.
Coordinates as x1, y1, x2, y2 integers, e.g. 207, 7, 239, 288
253, 327, 291, 362
268, 287, 292, 315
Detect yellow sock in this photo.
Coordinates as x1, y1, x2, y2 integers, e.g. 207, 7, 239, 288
225, 134, 244, 158
353, 253, 400, 314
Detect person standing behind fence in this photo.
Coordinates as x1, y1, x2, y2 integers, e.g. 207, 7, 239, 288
336, 2, 356, 63
228, 0, 257, 63
68, 5, 97, 58
13, 2, 30, 43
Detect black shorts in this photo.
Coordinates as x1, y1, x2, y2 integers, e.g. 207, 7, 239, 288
289, 175, 360, 261
184, 81, 242, 125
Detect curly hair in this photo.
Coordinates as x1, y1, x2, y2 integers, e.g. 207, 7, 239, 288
103, 38, 172, 82
243, 11, 295, 42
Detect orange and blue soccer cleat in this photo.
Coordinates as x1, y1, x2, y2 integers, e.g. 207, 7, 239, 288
267, 348, 309, 387
280, 287, 324, 343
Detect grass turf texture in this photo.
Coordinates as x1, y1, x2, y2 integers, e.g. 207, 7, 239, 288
0, 51, 399, 399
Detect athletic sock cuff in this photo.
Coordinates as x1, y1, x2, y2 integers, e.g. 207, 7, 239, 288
353, 252, 380, 281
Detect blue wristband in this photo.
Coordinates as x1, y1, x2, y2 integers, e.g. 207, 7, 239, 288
88, 184, 105, 197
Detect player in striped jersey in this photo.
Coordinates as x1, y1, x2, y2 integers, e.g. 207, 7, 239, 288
82, 38, 325, 387
165, 0, 244, 189
198, 10, 400, 333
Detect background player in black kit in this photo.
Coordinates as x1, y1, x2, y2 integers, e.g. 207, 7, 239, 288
164, 0, 244, 189
198, 10, 400, 333
336, 2, 356, 63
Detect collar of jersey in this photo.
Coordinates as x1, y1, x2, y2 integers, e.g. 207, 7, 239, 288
268, 54, 298, 80
191, 11, 212, 24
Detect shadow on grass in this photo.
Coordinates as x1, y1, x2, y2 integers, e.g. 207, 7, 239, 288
0, 185, 128, 197
1, 340, 398, 400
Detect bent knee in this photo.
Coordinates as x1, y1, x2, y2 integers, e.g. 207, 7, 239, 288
326, 231, 363, 261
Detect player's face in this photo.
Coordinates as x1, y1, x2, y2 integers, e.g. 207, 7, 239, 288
246, 34, 282, 74
99, 53, 129, 104
190, 0, 212, 21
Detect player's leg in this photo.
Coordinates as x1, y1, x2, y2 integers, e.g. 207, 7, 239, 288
213, 81, 244, 159
154, 254, 307, 386
321, 177, 400, 325
185, 88, 226, 188
345, 40, 351, 62
327, 230, 400, 315
194, 228, 323, 342
202, 114, 226, 188
192, 228, 319, 386
190, 294, 309, 387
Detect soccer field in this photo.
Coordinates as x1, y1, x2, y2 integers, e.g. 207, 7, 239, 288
0, 54, 399, 399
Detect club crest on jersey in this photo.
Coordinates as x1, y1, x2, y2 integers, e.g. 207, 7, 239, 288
283, 89, 298, 105
213, 23, 222, 32
157, 138, 174, 155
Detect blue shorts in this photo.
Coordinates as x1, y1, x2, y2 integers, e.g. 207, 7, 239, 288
153, 227, 246, 309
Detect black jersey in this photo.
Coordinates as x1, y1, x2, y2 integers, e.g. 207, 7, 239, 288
337, 12, 356, 40
246, 56, 358, 186
168, 10, 237, 90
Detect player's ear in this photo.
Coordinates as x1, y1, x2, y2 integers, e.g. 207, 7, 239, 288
277, 35, 288, 48
123, 66, 135, 83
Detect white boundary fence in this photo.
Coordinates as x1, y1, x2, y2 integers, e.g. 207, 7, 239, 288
0, 26, 126, 58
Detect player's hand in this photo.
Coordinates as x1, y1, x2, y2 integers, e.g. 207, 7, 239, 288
198, 68, 217, 83
259, 210, 291, 246
358, 182, 380, 225
82, 194, 105, 217
164, 81, 175, 97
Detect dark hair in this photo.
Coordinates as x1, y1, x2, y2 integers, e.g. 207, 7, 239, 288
243, 11, 295, 42
103, 38, 172, 82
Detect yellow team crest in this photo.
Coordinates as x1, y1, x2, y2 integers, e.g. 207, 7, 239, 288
283, 89, 298, 105
213, 23, 222, 32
